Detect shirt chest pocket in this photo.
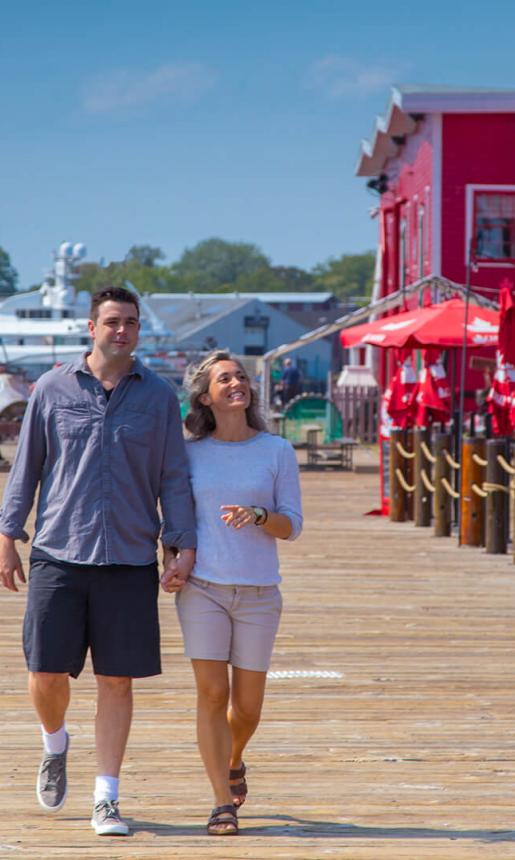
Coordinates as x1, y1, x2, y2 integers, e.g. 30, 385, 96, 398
111, 409, 156, 448
54, 404, 92, 440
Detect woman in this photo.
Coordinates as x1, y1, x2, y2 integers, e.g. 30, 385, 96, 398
166, 350, 302, 836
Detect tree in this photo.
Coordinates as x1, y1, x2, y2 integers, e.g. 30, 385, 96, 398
125, 245, 165, 267
172, 238, 270, 291
0, 247, 18, 296
312, 251, 375, 301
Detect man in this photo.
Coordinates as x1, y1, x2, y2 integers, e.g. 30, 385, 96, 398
281, 357, 302, 405
0, 287, 196, 836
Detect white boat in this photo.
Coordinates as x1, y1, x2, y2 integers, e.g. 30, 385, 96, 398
0, 242, 173, 377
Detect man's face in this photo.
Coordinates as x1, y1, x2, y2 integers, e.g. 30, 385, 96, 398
88, 300, 140, 360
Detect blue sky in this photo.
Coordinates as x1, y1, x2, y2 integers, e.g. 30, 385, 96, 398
2, 0, 515, 287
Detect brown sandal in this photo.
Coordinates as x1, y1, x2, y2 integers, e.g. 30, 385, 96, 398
207, 804, 238, 836
229, 762, 248, 808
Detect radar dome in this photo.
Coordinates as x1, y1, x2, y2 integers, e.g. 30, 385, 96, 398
73, 243, 87, 259
59, 242, 74, 258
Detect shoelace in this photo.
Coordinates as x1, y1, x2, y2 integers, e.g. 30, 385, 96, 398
96, 800, 120, 819
41, 756, 63, 790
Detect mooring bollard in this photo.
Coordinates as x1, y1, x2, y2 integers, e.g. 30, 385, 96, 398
414, 427, 432, 527
484, 439, 509, 554
459, 437, 486, 547
433, 432, 453, 537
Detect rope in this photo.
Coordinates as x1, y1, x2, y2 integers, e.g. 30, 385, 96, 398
395, 441, 415, 460
483, 481, 510, 495
420, 469, 435, 493
420, 441, 436, 464
497, 454, 515, 475
441, 477, 460, 498
472, 453, 487, 467
395, 468, 415, 493
471, 482, 488, 498
443, 449, 460, 470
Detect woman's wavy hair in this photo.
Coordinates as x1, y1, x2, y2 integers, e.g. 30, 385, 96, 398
184, 350, 267, 440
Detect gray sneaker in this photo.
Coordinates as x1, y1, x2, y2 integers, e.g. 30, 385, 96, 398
36, 734, 69, 813
91, 800, 129, 836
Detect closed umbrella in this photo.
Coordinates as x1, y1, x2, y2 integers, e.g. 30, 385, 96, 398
487, 280, 515, 435
387, 351, 417, 428
411, 349, 451, 427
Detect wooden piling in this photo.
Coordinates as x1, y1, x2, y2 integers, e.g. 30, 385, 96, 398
414, 427, 431, 527
389, 429, 407, 522
433, 431, 452, 537
485, 439, 509, 554
459, 437, 486, 547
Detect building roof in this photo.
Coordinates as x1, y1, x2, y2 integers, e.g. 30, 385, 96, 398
356, 85, 515, 177
149, 291, 334, 305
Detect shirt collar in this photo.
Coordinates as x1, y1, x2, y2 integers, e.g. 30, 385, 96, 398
68, 352, 145, 379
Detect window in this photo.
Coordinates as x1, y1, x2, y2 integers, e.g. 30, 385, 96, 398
418, 206, 425, 277
16, 309, 53, 319
244, 315, 269, 330
474, 192, 515, 261
399, 219, 407, 292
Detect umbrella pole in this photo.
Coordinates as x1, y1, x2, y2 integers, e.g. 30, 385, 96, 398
457, 242, 474, 544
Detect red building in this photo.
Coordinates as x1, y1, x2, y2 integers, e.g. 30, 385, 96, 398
356, 86, 515, 387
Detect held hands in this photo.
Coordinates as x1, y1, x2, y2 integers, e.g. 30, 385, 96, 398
0, 535, 25, 593
220, 505, 257, 529
160, 547, 195, 593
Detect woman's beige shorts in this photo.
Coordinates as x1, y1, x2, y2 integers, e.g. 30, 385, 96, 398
175, 576, 283, 672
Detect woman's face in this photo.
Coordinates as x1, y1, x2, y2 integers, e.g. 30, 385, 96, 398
202, 360, 251, 415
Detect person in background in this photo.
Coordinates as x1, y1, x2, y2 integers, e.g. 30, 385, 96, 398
0, 287, 196, 837
281, 357, 302, 404
163, 350, 302, 836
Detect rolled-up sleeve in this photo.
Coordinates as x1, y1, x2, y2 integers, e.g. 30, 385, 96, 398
0, 390, 46, 542
159, 394, 197, 550
274, 441, 303, 541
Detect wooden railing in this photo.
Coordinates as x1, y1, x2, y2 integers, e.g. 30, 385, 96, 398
332, 386, 380, 443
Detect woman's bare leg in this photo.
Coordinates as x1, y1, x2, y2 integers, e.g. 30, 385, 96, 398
192, 659, 236, 832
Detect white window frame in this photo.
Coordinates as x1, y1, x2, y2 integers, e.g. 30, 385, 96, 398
465, 183, 515, 267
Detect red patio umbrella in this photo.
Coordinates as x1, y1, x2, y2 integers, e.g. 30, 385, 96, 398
340, 298, 499, 350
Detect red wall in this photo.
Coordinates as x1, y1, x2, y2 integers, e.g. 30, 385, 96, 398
380, 119, 434, 303
441, 113, 515, 295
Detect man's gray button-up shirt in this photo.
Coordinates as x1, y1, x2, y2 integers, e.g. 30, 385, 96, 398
0, 355, 196, 565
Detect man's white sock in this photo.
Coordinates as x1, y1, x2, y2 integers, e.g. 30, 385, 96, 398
94, 775, 119, 804
41, 724, 67, 755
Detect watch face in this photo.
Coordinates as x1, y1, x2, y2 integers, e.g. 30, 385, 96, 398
253, 506, 265, 524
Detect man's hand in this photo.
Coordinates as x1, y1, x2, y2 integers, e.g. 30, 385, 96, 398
160, 547, 195, 593
0, 534, 25, 593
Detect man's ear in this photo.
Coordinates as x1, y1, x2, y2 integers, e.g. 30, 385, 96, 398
87, 319, 95, 338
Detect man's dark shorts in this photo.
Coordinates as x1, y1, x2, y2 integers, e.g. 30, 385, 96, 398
23, 553, 161, 678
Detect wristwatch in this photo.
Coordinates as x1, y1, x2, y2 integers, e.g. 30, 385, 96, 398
251, 506, 268, 526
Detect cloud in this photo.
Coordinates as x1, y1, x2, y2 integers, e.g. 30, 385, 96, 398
306, 55, 406, 99
82, 62, 217, 114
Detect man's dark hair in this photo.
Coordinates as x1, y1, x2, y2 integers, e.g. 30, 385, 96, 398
90, 287, 140, 321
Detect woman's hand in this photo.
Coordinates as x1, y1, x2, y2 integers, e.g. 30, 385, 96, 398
160, 547, 195, 592
220, 505, 257, 529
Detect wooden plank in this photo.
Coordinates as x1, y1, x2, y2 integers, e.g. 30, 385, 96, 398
1, 441, 515, 858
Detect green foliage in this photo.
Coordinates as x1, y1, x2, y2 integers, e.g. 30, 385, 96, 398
0, 247, 18, 296
311, 251, 375, 301
172, 238, 270, 291
125, 245, 165, 267
33, 240, 376, 304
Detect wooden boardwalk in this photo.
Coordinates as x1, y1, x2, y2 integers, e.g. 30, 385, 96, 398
2, 443, 515, 858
